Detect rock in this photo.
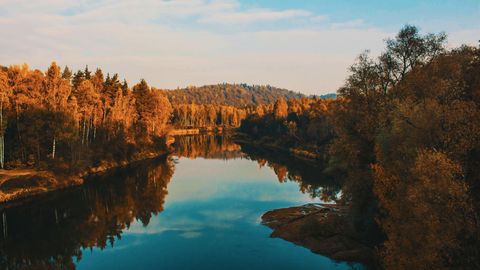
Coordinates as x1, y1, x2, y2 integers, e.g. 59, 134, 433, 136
261, 203, 373, 265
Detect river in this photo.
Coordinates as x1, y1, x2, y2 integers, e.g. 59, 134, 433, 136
0, 135, 361, 270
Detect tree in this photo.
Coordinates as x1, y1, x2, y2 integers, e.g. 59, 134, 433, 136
373, 150, 476, 269
0, 69, 11, 168
133, 79, 172, 140
62, 66, 72, 80
273, 98, 288, 119
72, 70, 84, 89
382, 25, 446, 84
42, 62, 72, 159
75, 80, 100, 145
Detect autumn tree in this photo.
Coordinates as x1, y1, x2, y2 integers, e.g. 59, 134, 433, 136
273, 98, 288, 119
0, 69, 11, 168
74, 80, 100, 145
133, 79, 172, 140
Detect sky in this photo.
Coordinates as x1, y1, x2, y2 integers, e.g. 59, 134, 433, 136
0, 0, 479, 95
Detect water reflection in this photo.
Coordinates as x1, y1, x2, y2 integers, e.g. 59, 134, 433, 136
173, 135, 342, 202
0, 157, 174, 270
239, 143, 342, 202
172, 134, 243, 160
0, 135, 357, 270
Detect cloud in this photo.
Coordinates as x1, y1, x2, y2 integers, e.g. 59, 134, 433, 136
198, 8, 311, 24
447, 29, 480, 48
330, 19, 365, 29
0, 0, 477, 95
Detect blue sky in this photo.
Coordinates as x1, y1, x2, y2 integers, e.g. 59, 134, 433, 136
0, 0, 478, 94
242, 0, 479, 31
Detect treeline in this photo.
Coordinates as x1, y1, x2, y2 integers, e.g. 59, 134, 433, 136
161, 83, 303, 106
240, 97, 336, 159
171, 103, 249, 128
0, 63, 172, 171
240, 25, 480, 269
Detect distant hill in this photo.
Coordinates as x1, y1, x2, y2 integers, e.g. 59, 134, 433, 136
160, 83, 304, 106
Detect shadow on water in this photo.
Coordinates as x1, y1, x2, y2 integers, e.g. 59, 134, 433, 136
0, 157, 174, 270
0, 134, 355, 270
238, 142, 343, 202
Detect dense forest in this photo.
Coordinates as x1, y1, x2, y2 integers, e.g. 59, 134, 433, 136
170, 103, 249, 128
0, 64, 173, 172
240, 96, 336, 160
161, 83, 303, 106
240, 25, 480, 269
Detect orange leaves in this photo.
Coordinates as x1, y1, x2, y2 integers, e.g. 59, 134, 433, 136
171, 103, 248, 128
273, 98, 288, 119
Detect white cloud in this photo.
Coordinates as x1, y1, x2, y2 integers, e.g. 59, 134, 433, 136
330, 19, 365, 29
198, 8, 311, 24
447, 29, 480, 48
0, 0, 477, 94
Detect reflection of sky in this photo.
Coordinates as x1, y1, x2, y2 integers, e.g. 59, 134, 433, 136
76, 157, 362, 270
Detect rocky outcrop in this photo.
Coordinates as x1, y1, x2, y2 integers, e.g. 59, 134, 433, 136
262, 203, 373, 264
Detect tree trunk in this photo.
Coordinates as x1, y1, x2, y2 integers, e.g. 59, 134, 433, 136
93, 115, 97, 141
82, 118, 86, 145
0, 100, 4, 169
0, 135, 4, 169
52, 136, 56, 159
37, 143, 40, 165
2, 212, 7, 239
86, 118, 90, 146
15, 104, 25, 162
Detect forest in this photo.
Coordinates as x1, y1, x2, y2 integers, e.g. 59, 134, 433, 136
160, 83, 303, 106
0, 64, 173, 173
240, 25, 480, 269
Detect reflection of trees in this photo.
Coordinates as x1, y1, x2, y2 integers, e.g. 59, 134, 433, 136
0, 156, 174, 270
239, 143, 343, 201
172, 134, 244, 160
175, 135, 342, 201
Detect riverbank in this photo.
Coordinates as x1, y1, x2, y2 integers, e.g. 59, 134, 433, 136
167, 126, 233, 136
262, 203, 373, 266
233, 132, 321, 162
0, 151, 167, 205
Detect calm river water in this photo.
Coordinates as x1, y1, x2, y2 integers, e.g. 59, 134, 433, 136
0, 135, 362, 270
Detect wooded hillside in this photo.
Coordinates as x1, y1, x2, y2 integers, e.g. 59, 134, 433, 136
161, 83, 303, 106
